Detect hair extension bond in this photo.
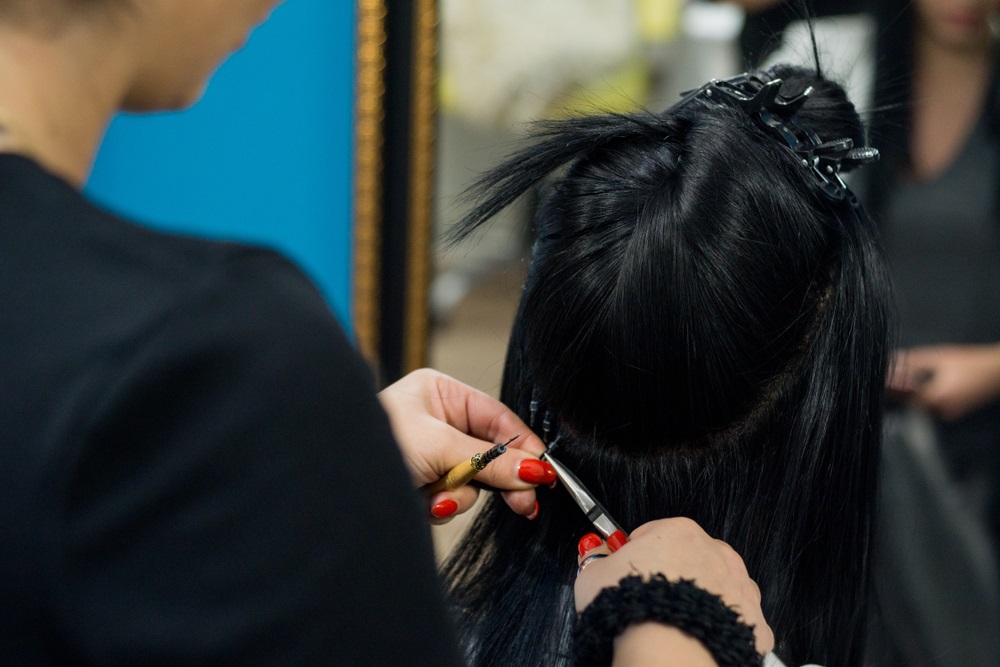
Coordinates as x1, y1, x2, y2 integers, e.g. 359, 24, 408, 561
442, 63, 892, 667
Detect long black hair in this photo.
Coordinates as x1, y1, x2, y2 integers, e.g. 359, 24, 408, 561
442, 64, 892, 666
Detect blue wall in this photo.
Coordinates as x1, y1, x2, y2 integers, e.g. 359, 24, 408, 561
86, 0, 355, 330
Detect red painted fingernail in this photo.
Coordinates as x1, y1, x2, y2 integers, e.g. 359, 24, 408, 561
578, 533, 603, 556
431, 499, 458, 518
527, 500, 540, 521
518, 459, 557, 485
608, 530, 628, 552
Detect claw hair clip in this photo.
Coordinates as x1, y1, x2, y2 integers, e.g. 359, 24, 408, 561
673, 73, 879, 201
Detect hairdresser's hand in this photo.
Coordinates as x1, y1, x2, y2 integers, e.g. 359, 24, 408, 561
574, 517, 774, 656
889, 344, 1000, 421
378, 369, 553, 524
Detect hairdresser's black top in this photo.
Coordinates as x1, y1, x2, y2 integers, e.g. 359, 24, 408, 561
0, 154, 461, 665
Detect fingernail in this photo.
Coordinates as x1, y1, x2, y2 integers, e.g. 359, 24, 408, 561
608, 530, 628, 552
431, 499, 458, 518
578, 533, 603, 556
518, 459, 557, 485
527, 500, 540, 521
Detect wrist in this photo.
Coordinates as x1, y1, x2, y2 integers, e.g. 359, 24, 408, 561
573, 575, 760, 667
613, 623, 717, 667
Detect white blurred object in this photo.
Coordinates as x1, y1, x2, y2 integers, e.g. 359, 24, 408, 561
683, 1, 745, 41
656, 1, 745, 101
440, 0, 637, 128
762, 15, 876, 117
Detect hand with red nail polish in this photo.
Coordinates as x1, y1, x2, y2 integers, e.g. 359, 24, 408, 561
378, 369, 549, 521
573, 517, 774, 656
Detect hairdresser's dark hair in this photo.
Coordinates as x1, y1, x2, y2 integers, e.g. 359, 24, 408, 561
442, 63, 892, 667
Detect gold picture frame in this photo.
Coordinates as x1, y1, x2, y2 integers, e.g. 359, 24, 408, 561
353, 0, 438, 383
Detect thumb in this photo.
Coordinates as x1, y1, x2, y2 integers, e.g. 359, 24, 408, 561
577, 533, 611, 570
423, 425, 552, 492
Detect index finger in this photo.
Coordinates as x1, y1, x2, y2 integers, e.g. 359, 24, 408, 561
429, 373, 546, 457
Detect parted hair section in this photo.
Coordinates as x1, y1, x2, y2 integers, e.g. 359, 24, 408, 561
444, 64, 891, 667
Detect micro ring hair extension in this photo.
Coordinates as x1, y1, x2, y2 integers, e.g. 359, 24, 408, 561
442, 63, 892, 667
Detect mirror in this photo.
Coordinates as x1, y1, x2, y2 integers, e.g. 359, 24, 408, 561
354, 0, 439, 383
422, 3, 1000, 663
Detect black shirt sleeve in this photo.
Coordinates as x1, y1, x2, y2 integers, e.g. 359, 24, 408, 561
51, 249, 462, 665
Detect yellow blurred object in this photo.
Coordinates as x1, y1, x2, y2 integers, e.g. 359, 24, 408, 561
548, 57, 650, 118
636, 0, 683, 42
438, 70, 459, 113
436, 0, 641, 128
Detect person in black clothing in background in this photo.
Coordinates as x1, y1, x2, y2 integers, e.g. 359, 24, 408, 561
735, 0, 1000, 663
0, 0, 773, 664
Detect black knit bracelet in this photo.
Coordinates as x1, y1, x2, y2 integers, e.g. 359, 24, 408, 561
572, 575, 762, 667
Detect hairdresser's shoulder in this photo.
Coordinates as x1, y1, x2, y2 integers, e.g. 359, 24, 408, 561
3, 152, 357, 369
104, 225, 360, 382
130, 234, 364, 387
93, 202, 361, 378
1, 153, 372, 429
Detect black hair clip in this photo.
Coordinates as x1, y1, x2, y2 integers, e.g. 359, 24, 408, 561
672, 73, 879, 201
678, 75, 811, 119
796, 138, 880, 200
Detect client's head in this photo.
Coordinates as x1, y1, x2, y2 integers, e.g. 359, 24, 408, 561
444, 64, 891, 667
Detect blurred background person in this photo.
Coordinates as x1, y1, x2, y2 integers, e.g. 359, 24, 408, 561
735, 0, 1000, 664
